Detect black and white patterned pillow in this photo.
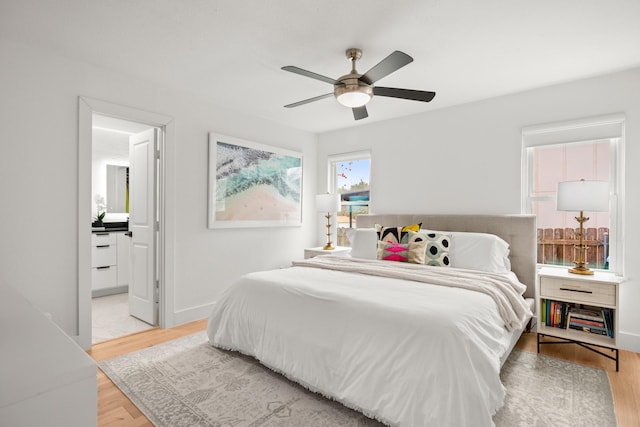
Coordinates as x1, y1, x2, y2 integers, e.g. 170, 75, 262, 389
375, 223, 422, 244
408, 230, 451, 267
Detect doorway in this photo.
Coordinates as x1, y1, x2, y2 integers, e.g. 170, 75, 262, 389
91, 114, 156, 343
77, 97, 173, 350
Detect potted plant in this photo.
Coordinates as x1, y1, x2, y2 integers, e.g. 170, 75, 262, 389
93, 211, 106, 227
93, 194, 106, 227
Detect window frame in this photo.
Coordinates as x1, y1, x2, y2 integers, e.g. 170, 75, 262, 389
327, 150, 372, 228
521, 114, 625, 275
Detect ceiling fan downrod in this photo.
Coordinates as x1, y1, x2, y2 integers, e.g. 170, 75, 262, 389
345, 48, 362, 74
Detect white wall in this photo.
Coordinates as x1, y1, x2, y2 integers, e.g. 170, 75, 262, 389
317, 67, 640, 352
0, 38, 317, 335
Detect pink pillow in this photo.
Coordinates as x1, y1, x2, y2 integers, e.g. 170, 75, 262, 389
377, 241, 409, 262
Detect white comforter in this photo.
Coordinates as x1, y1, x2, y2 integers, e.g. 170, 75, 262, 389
208, 257, 531, 426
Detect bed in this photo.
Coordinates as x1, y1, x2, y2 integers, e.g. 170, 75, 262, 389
208, 214, 536, 426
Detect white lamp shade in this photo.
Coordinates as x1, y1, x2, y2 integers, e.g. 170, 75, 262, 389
316, 193, 341, 213
556, 180, 609, 212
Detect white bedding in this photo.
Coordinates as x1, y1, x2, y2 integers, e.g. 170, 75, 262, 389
207, 258, 532, 426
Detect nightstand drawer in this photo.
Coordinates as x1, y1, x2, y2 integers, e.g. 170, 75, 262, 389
540, 277, 615, 306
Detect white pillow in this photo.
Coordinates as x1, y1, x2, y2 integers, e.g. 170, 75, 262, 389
419, 229, 511, 273
347, 228, 378, 259
449, 231, 511, 273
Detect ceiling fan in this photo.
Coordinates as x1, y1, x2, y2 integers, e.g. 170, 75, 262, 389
282, 48, 436, 121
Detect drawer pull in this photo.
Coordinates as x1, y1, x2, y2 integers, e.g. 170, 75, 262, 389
95, 232, 109, 236
96, 245, 110, 248
559, 287, 592, 294
96, 266, 111, 270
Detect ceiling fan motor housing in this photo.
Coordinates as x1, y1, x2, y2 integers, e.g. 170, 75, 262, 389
334, 73, 373, 107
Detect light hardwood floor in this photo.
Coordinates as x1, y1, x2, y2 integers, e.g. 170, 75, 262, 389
88, 319, 207, 426
89, 320, 640, 427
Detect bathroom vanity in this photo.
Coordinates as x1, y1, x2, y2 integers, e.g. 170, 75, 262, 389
91, 222, 130, 297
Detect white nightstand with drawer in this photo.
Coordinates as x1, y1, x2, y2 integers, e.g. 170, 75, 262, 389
536, 266, 623, 371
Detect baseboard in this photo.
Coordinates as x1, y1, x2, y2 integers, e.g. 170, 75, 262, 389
618, 331, 640, 353
171, 302, 215, 327
92, 286, 128, 298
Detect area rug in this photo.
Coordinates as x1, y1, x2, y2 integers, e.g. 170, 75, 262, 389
99, 332, 617, 426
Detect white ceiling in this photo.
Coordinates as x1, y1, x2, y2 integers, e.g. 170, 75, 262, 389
2, 0, 639, 134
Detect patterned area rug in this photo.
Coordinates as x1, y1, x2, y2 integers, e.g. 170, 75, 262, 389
99, 332, 617, 426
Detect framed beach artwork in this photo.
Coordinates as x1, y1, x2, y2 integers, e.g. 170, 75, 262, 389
208, 133, 303, 228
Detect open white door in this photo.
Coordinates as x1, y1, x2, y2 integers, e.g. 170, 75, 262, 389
128, 128, 158, 325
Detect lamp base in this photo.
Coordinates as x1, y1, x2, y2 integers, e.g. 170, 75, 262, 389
568, 265, 594, 275
568, 211, 594, 276
322, 212, 336, 251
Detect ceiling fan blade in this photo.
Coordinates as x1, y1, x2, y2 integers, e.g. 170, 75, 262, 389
281, 66, 343, 86
359, 51, 413, 85
284, 93, 334, 108
352, 106, 368, 120
373, 87, 436, 102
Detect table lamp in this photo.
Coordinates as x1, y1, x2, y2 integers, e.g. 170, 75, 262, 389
556, 179, 609, 275
316, 193, 341, 250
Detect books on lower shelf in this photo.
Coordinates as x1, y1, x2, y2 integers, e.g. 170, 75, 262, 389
541, 299, 614, 338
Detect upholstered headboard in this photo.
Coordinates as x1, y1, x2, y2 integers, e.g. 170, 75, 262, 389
356, 214, 537, 298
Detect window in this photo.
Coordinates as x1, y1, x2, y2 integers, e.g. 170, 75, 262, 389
328, 151, 371, 246
521, 115, 625, 275
528, 140, 612, 269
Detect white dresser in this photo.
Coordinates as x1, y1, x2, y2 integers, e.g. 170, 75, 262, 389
92, 231, 130, 296
0, 282, 97, 426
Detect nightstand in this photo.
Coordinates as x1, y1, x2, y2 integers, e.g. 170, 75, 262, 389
304, 246, 352, 259
537, 266, 623, 371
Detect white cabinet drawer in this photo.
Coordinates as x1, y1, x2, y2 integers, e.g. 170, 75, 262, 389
91, 232, 116, 246
92, 266, 117, 290
91, 245, 116, 268
540, 276, 616, 306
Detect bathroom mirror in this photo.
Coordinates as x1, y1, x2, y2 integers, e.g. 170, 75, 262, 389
106, 164, 129, 213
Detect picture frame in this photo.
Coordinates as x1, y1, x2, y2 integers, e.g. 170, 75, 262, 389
208, 133, 303, 228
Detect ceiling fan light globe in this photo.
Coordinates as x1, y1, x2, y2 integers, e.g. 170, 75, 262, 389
336, 91, 372, 108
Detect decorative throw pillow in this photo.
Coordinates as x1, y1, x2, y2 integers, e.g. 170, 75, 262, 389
377, 238, 428, 264
375, 223, 422, 244
406, 238, 428, 264
377, 241, 409, 262
408, 230, 451, 267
